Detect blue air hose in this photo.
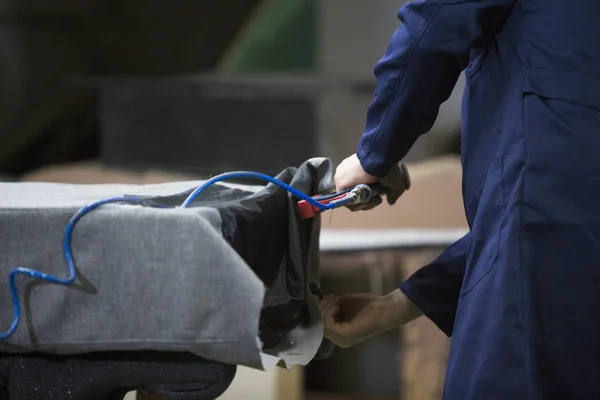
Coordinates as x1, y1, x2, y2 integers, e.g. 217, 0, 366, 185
0, 171, 342, 341
180, 171, 341, 208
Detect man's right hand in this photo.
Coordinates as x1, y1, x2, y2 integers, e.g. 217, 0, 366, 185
319, 289, 423, 348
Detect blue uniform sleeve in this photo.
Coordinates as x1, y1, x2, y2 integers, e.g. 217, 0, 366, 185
357, 0, 516, 176
399, 232, 471, 336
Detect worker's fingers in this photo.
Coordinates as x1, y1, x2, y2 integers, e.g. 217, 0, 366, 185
347, 196, 382, 212
361, 196, 383, 211
322, 300, 340, 317
322, 305, 340, 335
334, 154, 378, 192
323, 304, 340, 320
318, 294, 334, 304
321, 297, 341, 325
319, 295, 339, 312
320, 294, 336, 305
323, 319, 357, 348
323, 312, 342, 332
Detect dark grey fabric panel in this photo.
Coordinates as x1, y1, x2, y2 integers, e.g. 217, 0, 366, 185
0, 181, 265, 367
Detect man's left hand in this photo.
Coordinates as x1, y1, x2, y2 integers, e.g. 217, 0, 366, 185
334, 154, 378, 192
334, 154, 410, 210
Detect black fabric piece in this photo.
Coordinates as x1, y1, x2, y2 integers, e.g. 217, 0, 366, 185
0, 351, 236, 400
201, 161, 327, 349
138, 159, 331, 350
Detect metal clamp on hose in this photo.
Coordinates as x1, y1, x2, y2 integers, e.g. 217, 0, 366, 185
348, 184, 378, 204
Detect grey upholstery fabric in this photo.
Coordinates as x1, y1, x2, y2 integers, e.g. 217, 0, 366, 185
0, 179, 322, 370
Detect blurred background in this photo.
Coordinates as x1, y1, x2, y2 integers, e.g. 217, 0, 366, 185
0, 0, 464, 180
0, 1, 467, 399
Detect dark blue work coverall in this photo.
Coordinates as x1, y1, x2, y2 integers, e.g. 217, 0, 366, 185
357, 1, 600, 398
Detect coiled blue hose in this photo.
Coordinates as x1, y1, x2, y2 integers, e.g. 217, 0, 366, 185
0, 196, 145, 341
0, 171, 344, 341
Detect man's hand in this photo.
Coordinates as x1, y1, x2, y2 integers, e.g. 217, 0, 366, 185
334, 154, 410, 210
334, 154, 379, 192
319, 289, 422, 348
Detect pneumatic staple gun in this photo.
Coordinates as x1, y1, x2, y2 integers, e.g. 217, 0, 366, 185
296, 183, 388, 219
296, 162, 411, 219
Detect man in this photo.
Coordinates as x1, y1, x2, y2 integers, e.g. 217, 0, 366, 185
321, 1, 600, 398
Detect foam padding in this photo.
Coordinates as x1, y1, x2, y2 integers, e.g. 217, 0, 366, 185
0, 352, 236, 400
